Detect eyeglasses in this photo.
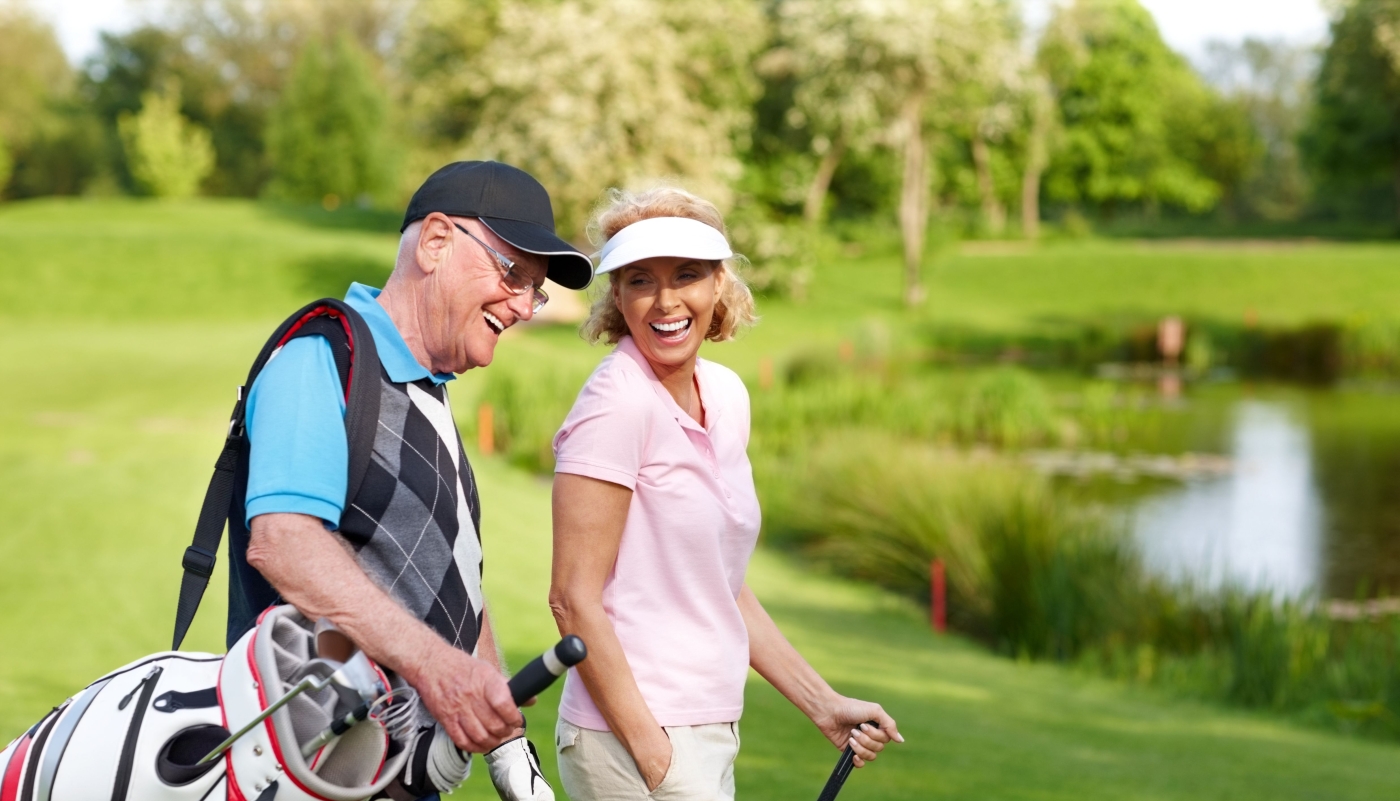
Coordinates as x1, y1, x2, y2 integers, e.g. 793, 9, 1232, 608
453, 222, 549, 314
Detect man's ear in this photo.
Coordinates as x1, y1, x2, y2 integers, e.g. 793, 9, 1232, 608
415, 213, 455, 276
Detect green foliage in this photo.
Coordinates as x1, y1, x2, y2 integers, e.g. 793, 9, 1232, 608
468, 357, 595, 474
1300, 0, 1400, 222
1038, 0, 1232, 214
957, 367, 1057, 447
0, 136, 10, 194
1201, 39, 1315, 221
117, 83, 215, 198
0, 2, 104, 199
266, 33, 390, 204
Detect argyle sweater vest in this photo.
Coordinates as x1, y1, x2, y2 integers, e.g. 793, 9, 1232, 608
338, 371, 484, 662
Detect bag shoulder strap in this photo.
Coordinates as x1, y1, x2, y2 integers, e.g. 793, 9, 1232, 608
172, 298, 381, 650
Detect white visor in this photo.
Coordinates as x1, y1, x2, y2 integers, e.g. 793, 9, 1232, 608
594, 217, 734, 276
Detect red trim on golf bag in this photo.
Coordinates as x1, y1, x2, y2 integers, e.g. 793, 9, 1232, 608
274, 306, 356, 402
0, 734, 31, 801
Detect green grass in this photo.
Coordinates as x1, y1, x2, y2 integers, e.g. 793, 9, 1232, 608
3, 197, 1400, 798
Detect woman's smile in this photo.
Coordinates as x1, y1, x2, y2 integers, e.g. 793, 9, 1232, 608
648, 316, 692, 343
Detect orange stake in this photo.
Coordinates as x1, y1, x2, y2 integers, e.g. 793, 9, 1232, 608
478, 403, 495, 456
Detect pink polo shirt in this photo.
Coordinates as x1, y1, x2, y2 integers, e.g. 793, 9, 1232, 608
552, 336, 762, 730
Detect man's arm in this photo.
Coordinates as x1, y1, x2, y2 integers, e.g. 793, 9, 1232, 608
247, 512, 522, 752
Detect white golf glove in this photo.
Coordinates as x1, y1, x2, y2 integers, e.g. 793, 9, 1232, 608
485, 736, 553, 801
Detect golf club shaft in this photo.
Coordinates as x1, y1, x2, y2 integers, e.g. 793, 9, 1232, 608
301, 702, 370, 758
197, 674, 331, 765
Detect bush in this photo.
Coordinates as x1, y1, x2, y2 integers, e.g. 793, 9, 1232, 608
117, 82, 214, 198
764, 434, 1134, 656
470, 359, 595, 473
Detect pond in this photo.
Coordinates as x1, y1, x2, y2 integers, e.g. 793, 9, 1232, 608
1077, 383, 1400, 600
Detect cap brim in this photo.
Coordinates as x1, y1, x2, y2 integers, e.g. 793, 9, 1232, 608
479, 217, 593, 290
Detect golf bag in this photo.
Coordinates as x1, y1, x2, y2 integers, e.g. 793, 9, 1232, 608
0, 605, 422, 801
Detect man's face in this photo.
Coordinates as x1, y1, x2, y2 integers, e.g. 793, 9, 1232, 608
419, 215, 547, 373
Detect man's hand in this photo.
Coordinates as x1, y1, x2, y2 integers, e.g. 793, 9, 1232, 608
813, 695, 902, 767
248, 514, 523, 752
409, 643, 524, 753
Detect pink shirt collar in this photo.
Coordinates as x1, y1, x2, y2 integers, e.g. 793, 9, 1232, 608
614, 335, 720, 435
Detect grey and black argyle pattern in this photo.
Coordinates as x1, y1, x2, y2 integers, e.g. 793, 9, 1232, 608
339, 372, 485, 664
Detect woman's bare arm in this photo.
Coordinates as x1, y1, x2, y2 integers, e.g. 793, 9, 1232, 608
549, 473, 672, 791
739, 585, 903, 766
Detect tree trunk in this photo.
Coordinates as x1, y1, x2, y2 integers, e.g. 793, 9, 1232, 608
1021, 84, 1052, 240
1394, 158, 1400, 225
898, 94, 930, 306
971, 124, 1006, 235
803, 136, 846, 225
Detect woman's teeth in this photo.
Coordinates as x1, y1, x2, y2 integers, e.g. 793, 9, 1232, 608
650, 319, 691, 339
483, 311, 505, 334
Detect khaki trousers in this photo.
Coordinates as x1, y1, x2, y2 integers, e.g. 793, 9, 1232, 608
555, 718, 740, 801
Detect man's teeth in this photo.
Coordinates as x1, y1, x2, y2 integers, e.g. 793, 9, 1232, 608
651, 319, 690, 333
484, 311, 504, 333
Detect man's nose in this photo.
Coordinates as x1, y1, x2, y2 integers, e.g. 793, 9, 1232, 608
505, 290, 534, 321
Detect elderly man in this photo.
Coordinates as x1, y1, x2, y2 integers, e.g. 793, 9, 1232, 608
183, 162, 591, 799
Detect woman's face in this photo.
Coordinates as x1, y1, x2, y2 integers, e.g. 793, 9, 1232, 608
615, 256, 722, 372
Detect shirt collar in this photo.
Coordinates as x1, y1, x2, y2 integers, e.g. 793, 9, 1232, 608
344, 283, 454, 386
615, 335, 717, 433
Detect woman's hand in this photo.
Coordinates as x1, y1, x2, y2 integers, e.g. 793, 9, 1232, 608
630, 727, 674, 792
814, 696, 903, 767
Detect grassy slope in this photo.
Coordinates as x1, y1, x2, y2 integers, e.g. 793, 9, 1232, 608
2, 198, 1399, 798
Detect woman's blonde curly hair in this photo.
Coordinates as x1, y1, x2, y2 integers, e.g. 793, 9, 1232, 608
581, 186, 758, 345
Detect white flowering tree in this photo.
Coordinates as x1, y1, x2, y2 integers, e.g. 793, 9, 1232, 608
409, 0, 765, 237
775, 0, 1013, 305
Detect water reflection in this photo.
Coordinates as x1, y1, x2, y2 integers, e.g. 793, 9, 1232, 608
1133, 402, 1325, 596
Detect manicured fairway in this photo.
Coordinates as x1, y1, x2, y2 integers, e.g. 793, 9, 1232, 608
2, 198, 1399, 799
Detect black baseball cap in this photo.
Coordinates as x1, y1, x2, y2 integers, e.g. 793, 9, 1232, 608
401, 161, 593, 290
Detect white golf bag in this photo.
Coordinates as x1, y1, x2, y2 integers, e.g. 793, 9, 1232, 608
0, 606, 456, 801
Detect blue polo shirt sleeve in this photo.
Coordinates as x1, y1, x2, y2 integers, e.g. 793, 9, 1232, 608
244, 335, 348, 528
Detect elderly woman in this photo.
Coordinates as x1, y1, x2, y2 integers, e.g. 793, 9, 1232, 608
549, 187, 901, 800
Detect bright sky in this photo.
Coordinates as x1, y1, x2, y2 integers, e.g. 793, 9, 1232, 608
44, 0, 1333, 65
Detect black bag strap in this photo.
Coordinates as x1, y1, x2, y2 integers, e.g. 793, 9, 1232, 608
172, 298, 381, 650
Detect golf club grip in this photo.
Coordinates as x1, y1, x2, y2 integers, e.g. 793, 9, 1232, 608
815, 720, 876, 801
815, 748, 856, 801
507, 635, 587, 706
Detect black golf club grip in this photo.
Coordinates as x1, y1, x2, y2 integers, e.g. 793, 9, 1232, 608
815, 720, 876, 801
815, 747, 856, 801
506, 635, 587, 706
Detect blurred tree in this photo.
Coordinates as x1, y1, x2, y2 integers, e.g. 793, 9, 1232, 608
117, 82, 215, 197
1037, 0, 1230, 216
0, 1, 102, 198
1202, 38, 1313, 221
0, 137, 11, 194
413, 0, 764, 237
1301, 0, 1400, 223
81, 27, 226, 193
265, 32, 390, 204
80, 1, 406, 198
